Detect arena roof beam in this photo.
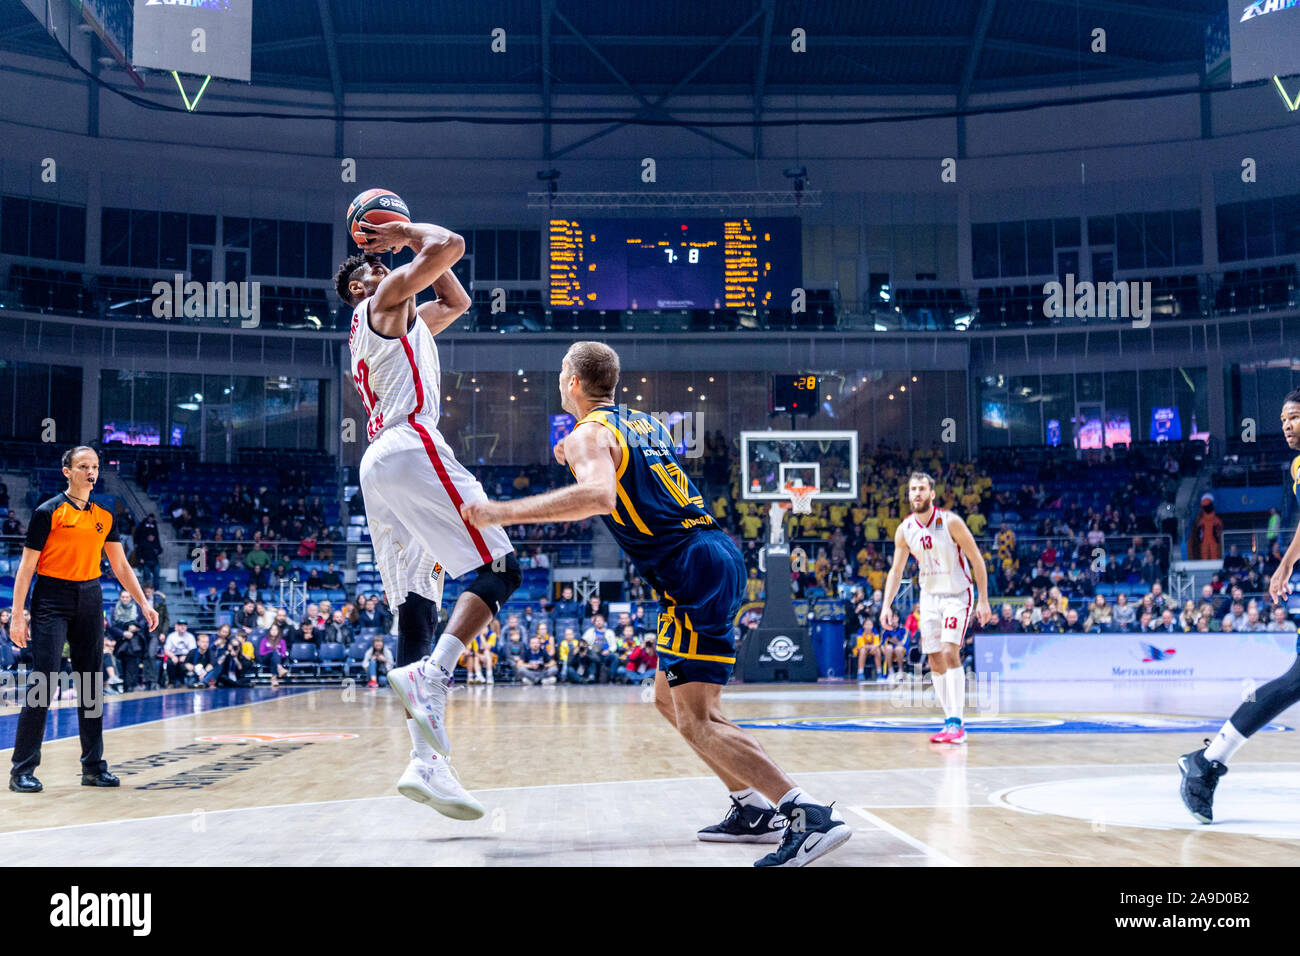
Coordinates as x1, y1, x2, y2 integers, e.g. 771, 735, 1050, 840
550, 7, 752, 159
981, 37, 1183, 73
959, 0, 997, 107
1034, 0, 1209, 25
314, 0, 345, 156
0, 22, 42, 42
312, 33, 970, 50
252, 37, 320, 54
754, 0, 774, 158
525, 190, 822, 209
540, 0, 554, 159
957, 0, 997, 159
651, 8, 766, 110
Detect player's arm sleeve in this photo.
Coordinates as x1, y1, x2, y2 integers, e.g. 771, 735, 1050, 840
24, 507, 50, 552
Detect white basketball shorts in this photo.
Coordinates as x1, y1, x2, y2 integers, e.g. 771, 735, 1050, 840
917, 588, 974, 655
359, 419, 512, 609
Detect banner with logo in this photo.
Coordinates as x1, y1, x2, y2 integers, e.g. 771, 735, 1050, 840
1230, 0, 1300, 84
974, 631, 1296, 681
132, 0, 252, 82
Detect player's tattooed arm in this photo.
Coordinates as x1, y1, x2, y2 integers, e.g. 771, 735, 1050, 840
462, 424, 617, 528
879, 525, 911, 630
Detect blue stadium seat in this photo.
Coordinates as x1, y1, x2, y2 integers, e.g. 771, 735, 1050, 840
345, 643, 368, 678
318, 642, 346, 678
288, 642, 319, 677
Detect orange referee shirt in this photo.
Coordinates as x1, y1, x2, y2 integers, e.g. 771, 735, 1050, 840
25, 493, 119, 582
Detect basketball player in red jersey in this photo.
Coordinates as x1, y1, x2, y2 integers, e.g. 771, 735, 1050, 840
881, 472, 992, 744
334, 217, 520, 821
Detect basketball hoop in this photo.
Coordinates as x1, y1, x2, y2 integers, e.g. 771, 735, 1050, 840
784, 482, 816, 515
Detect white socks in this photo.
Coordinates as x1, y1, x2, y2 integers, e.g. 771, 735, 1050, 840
945, 668, 966, 724
430, 633, 465, 678
1204, 720, 1247, 765
778, 787, 821, 808
931, 668, 950, 716
931, 667, 966, 723
730, 788, 773, 810
407, 718, 435, 762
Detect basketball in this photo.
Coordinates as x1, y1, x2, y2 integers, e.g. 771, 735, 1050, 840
346, 188, 411, 247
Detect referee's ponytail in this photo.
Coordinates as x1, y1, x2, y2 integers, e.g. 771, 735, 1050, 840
60, 445, 98, 470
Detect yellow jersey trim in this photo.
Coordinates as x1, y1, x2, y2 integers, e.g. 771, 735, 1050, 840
577, 408, 654, 534
576, 409, 629, 482
615, 483, 652, 535
653, 644, 736, 665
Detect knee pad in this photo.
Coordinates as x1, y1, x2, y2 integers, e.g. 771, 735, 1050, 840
396, 592, 437, 667
464, 552, 522, 617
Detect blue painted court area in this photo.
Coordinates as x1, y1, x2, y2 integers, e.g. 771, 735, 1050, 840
734, 714, 1292, 734
0, 687, 314, 751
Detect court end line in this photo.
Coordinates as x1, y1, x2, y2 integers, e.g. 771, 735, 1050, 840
844, 805, 961, 866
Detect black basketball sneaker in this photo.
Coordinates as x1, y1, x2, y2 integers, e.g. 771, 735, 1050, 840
754, 801, 853, 867
697, 797, 786, 844
1178, 740, 1228, 824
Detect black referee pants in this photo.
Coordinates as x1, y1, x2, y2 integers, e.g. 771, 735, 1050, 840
11, 577, 108, 778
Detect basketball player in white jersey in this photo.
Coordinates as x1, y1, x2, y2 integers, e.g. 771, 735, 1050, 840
334, 217, 520, 820
881, 472, 992, 744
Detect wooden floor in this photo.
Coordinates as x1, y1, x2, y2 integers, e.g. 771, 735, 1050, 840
1, 678, 1298, 866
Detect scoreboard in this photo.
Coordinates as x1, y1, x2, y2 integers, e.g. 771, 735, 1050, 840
771, 374, 820, 416
548, 217, 801, 310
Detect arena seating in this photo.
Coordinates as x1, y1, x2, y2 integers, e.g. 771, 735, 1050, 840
1214, 265, 1297, 314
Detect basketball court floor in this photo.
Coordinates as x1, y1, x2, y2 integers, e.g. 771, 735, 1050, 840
0, 679, 1297, 866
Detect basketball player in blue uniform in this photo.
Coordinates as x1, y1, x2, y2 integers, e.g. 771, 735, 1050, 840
462, 342, 852, 867
1179, 387, 1300, 822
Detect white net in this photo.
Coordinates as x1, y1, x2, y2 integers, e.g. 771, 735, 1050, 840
787, 487, 815, 514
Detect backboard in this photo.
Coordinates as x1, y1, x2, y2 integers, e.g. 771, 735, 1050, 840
740, 430, 858, 501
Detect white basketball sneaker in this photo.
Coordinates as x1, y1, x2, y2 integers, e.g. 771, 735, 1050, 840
396, 751, 485, 821
388, 657, 452, 756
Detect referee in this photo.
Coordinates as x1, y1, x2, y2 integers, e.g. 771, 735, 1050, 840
8, 445, 157, 793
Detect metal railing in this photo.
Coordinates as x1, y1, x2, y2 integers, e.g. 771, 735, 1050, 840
1221, 528, 1290, 557
789, 532, 1172, 565
5, 261, 1300, 333
174, 536, 590, 585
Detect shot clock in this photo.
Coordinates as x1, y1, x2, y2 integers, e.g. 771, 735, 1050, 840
771, 374, 820, 416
